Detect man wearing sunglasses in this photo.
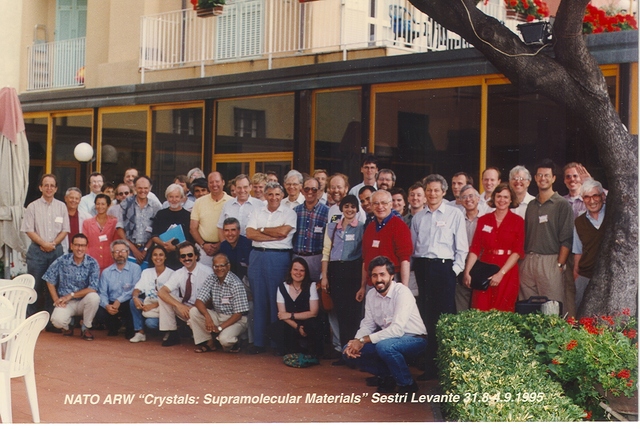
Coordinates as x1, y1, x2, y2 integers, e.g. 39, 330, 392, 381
157, 241, 213, 346
292, 177, 329, 282
107, 183, 130, 218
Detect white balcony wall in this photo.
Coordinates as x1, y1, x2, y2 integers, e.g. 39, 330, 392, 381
137, 0, 521, 82
27, 37, 86, 91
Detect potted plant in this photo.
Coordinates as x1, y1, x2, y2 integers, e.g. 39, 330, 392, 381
503, 0, 550, 22
191, 0, 225, 17
520, 310, 638, 420
583, 3, 638, 34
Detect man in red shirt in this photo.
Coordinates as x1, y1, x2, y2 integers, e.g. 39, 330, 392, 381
361, 190, 412, 291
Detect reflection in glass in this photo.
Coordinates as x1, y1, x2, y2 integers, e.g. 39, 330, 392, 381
215, 95, 294, 154
152, 108, 203, 197
314, 90, 362, 181
52, 114, 92, 199
487, 76, 614, 193
100, 110, 147, 186
374, 86, 481, 191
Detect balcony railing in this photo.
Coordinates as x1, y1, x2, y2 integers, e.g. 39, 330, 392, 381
27, 37, 86, 91
139, 0, 511, 81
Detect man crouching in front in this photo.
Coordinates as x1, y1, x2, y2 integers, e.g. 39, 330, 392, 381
343, 255, 427, 394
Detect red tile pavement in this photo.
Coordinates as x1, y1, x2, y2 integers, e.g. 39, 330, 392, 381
7, 329, 442, 424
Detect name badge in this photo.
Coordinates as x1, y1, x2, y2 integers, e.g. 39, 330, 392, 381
436, 221, 446, 227
99, 234, 108, 242
345, 234, 355, 242
539, 215, 549, 223
146, 226, 153, 233
314, 226, 323, 234
372, 240, 380, 248
482, 225, 493, 233
54, 216, 63, 224
221, 297, 231, 304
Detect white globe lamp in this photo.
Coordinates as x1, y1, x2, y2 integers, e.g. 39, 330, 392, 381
74, 142, 94, 162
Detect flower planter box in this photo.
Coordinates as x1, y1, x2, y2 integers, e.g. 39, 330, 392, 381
196, 7, 214, 17
517, 21, 551, 45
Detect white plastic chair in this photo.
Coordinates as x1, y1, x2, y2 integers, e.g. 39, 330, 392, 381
0, 311, 49, 423
0, 274, 36, 289
0, 285, 38, 336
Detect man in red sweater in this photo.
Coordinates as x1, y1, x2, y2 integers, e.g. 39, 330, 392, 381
362, 190, 413, 290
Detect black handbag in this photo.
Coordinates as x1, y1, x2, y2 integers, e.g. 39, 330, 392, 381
469, 261, 501, 291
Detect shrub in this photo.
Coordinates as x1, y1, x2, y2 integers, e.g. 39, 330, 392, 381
436, 310, 584, 421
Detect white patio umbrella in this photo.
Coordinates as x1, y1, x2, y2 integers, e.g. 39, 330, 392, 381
0, 87, 30, 278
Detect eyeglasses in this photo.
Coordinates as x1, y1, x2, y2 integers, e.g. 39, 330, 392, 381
372, 201, 391, 207
565, 174, 580, 180
213, 263, 229, 269
303, 187, 318, 193
583, 194, 602, 201
117, 191, 130, 196
179, 253, 194, 259
460, 195, 478, 201
510, 177, 529, 182
535, 173, 553, 179
113, 249, 129, 254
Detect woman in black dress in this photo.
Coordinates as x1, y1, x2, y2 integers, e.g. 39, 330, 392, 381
269, 257, 323, 358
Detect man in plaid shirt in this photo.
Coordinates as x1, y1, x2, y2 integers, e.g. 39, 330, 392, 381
189, 253, 250, 353
292, 177, 329, 282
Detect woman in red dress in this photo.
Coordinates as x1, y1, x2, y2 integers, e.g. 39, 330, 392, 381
83, 194, 118, 272
463, 183, 524, 311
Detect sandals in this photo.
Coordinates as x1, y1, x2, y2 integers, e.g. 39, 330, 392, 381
194, 343, 216, 353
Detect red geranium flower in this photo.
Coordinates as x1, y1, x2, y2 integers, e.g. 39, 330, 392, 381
623, 329, 637, 339
566, 340, 578, 351
617, 369, 631, 379
585, 410, 592, 420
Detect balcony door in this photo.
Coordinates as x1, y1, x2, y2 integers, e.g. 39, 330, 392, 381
54, 0, 87, 87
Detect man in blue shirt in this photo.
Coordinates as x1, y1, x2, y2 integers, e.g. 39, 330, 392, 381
97, 239, 142, 339
293, 177, 329, 282
43, 233, 100, 341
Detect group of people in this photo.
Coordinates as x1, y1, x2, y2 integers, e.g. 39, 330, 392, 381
19, 155, 606, 395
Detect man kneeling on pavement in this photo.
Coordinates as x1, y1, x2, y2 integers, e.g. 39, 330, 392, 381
189, 253, 250, 353
43, 233, 100, 340
343, 255, 427, 394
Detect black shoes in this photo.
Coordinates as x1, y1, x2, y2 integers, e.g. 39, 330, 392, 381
397, 381, 419, 394
375, 376, 397, 393
245, 345, 266, 354
161, 331, 180, 347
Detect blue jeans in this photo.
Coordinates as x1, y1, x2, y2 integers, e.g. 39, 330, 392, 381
26, 243, 63, 317
345, 335, 427, 386
248, 250, 291, 348
129, 299, 159, 331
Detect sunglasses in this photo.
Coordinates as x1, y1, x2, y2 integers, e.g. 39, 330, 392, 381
117, 191, 130, 196
179, 253, 194, 259
303, 187, 318, 193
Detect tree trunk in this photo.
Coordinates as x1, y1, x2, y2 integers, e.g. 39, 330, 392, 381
409, 0, 638, 315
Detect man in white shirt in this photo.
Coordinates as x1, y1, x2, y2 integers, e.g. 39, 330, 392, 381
411, 174, 468, 380
217, 174, 261, 237
508, 165, 535, 219
157, 241, 213, 346
344, 256, 427, 394
281, 170, 305, 209
479, 167, 500, 202
79, 172, 105, 215
245, 182, 297, 354
349, 155, 379, 197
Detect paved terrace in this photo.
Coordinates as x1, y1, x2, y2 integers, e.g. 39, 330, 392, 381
9, 329, 442, 424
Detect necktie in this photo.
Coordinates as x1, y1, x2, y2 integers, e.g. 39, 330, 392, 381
182, 272, 192, 303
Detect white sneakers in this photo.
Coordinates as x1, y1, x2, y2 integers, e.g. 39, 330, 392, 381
129, 332, 147, 343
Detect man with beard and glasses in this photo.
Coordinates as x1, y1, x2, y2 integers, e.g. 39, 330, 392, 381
343, 256, 427, 394
157, 241, 213, 346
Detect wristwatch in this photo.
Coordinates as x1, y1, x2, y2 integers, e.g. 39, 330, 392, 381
70, 292, 75, 298
218, 326, 224, 332
260, 227, 265, 233
557, 262, 566, 269
358, 337, 365, 344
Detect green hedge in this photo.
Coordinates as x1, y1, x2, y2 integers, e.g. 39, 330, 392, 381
436, 310, 585, 421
